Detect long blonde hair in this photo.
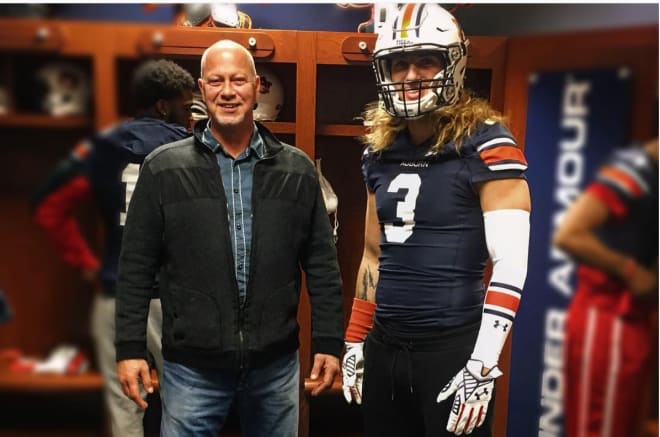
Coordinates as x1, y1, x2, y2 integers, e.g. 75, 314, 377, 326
359, 91, 505, 154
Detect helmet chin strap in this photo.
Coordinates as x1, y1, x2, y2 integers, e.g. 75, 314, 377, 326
389, 70, 448, 119
393, 92, 437, 119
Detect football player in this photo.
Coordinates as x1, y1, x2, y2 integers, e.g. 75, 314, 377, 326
32, 59, 195, 437
554, 137, 658, 437
341, 4, 531, 436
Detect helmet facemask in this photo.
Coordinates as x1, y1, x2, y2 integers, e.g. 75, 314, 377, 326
373, 43, 467, 119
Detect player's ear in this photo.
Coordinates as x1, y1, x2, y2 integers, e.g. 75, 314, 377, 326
155, 98, 169, 118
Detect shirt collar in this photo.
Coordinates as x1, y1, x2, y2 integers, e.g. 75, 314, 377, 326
201, 121, 265, 159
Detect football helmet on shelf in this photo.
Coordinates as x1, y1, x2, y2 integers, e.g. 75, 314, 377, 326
254, 65, 284, 122
34, 62, 90, 117
175, 3, 252, 28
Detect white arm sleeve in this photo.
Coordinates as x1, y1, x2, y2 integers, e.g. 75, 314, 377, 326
471, 209, 530, 369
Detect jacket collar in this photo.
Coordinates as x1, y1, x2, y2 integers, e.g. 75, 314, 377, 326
192, 119, 284, 158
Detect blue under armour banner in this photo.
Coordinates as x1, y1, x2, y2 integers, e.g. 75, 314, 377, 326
506, 68, 632, 437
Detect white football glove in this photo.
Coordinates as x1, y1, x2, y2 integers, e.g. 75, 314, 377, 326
436, 359, 502, 435
341, 341, 365, 404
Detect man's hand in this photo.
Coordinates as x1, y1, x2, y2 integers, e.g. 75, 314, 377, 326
308, 353, 340, 396
117, 358, 153, 410
341, 341, 365, 404
436, 359, 502, 435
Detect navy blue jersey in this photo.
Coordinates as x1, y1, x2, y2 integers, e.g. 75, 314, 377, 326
587, 145, 658, 268
33, 117, 190, 295
362, 122, 527, 335
86, 118, 190, 291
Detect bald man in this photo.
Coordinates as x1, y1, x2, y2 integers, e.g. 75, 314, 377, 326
115, 40, 343, 437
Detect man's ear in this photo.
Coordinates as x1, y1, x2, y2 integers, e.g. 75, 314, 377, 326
155, 98, 169, 117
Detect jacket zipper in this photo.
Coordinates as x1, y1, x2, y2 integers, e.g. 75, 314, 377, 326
238, 317, 245, 370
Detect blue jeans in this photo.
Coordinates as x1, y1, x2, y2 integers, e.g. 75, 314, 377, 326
160, 351, 299, 437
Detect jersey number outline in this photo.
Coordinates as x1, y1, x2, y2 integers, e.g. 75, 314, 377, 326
384, 173, 421, 243
120, 163, 140, 226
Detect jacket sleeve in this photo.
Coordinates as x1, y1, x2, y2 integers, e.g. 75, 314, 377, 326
300, 173, 344, 358
115, 163, 163, 361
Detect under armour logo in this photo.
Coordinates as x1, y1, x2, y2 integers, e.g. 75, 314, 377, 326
475, 387, 489, 400
493, 320, 509, 332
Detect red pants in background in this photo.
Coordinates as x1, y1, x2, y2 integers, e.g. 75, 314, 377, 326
564, 285, 653, 437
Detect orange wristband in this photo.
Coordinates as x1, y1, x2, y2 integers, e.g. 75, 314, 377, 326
345, 298, 376, 342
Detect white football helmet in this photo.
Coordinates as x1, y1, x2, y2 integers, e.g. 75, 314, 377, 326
35, 63, 90, 117
254, 65, 284, 121
372, 3, 469, 119
210, 3, 239, 27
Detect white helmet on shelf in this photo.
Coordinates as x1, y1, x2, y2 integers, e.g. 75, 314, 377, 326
210, 3, 240, 27
254, 65, 284, 121
35, 62, 90, 117
372, 3, 469, 119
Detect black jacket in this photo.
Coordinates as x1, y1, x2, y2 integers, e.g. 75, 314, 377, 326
115, 121, 343, 369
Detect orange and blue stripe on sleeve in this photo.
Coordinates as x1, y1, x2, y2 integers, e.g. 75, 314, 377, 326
483, 282, 522, 322
71, 140, 92, 160
477, 137, 528, 172
597, 165, 645, 198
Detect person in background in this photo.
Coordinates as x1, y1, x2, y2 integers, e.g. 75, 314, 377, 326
32, 59, 195, 437
341, 4, 531, 436
115, 39, 343, 437
554, 137, 658, 437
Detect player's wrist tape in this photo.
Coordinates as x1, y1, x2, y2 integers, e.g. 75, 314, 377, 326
345, 298, 376, 342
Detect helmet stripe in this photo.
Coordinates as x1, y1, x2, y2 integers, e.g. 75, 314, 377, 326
400, 3, 416, 38
415, 3, 426, 37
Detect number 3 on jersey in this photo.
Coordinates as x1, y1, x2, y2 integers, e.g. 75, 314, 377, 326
384, 173, 421, 243
120, 163, 140, 226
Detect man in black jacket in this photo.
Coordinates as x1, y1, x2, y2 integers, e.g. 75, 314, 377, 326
115, 39, 343, 437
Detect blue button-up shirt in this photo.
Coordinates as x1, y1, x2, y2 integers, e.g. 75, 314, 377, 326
202, 122, 265, 303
